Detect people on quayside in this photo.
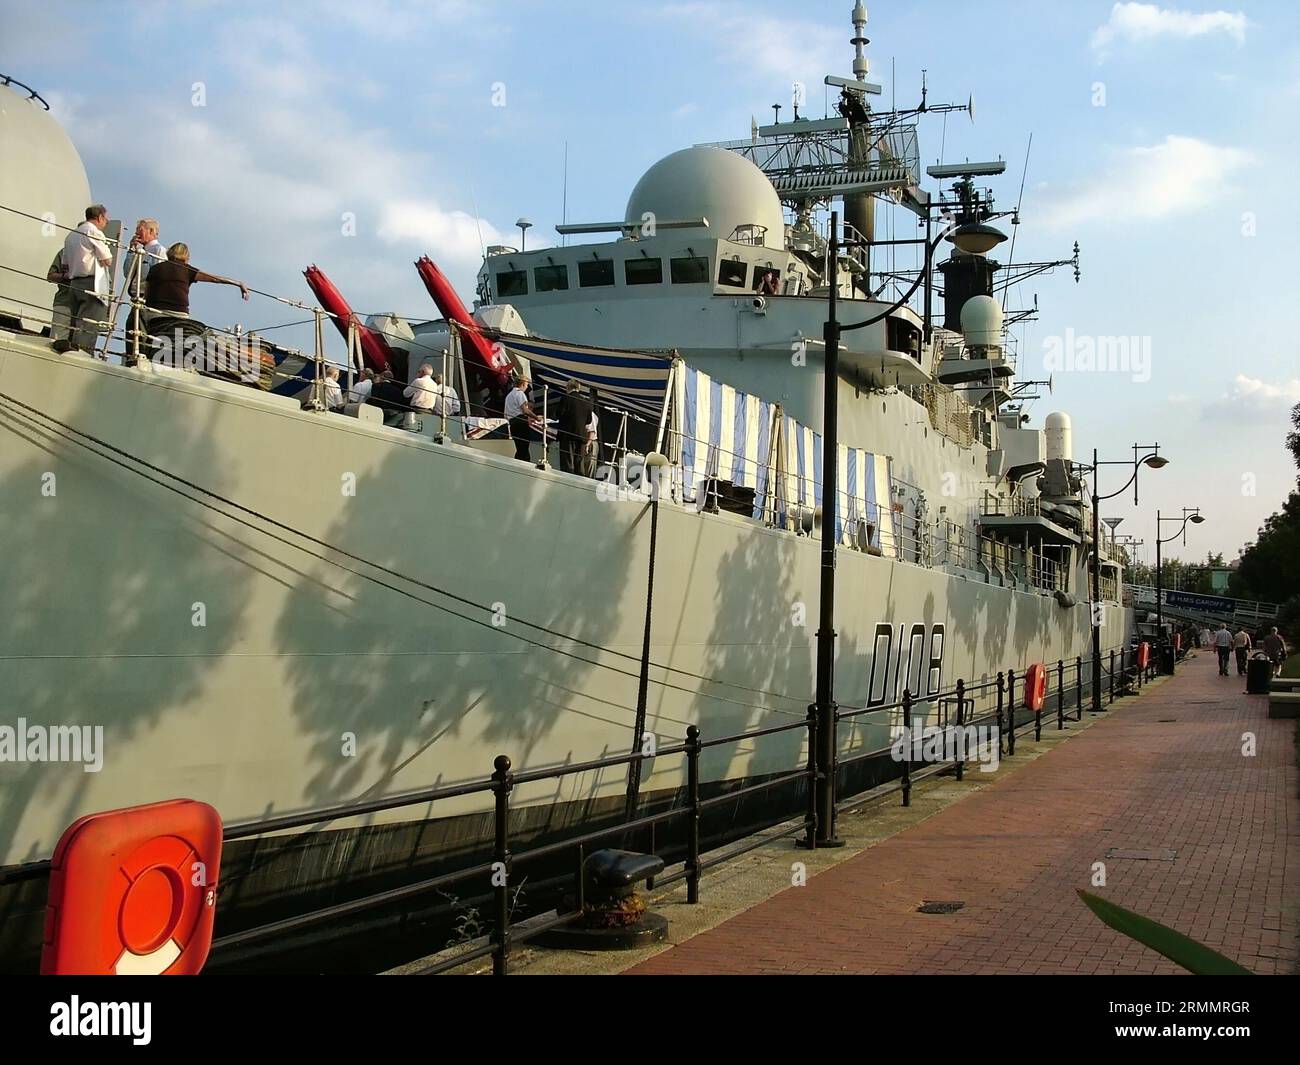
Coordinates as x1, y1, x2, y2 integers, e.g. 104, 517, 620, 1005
1213, 624, 1234, 676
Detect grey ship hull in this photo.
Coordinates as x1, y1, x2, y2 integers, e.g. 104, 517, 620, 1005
0, 335, 1126, 966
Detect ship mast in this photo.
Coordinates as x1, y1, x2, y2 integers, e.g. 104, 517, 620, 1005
842, 1, 875, 279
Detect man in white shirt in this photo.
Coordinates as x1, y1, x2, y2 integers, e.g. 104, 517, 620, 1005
504, 377, 535, 461
348, 367, 375, 404
54, 204, 113, 354
1213, 624, 1233, 676
431, 373, 461, 418
403, 363, 441, 413
323, 366, 344, 411
1233, 628, 1252, 676
123, 218, 166, 364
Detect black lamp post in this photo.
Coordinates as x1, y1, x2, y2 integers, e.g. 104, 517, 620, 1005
810, 210, 1003, 846
1155, 507, 1206, 670
1078, 444, 1166, 711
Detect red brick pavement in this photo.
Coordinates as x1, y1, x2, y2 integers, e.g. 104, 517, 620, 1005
628, 652, 1300, 974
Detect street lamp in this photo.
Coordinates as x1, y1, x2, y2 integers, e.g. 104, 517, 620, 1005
1075, 444, 1165, 711
808, 210, 1003, 846
1155, 507, 1206, 670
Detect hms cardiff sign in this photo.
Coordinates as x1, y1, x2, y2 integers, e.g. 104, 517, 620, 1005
1165, 590, 1234, 614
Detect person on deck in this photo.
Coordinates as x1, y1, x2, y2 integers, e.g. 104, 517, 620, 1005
348, 367, 375, 404
404, 363, 441, 413
1213, 624, 1233, 676
504, 377, 537, 462
144, 242, 249, 322
555, 378, 595, 475
52, 204, 113, 354
123, 219, 167, 363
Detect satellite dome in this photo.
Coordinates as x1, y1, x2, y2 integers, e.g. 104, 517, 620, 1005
625, 147, 785, 250
959, 294, 1003, 349
0, 78, 93, 331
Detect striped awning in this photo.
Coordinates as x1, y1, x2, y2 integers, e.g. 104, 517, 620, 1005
496, 333, 675, 420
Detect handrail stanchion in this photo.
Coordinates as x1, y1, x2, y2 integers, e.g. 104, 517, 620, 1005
996, 671, 1006, 756
1076, 654, 1083, 719
1109, 649, 1116, 705
1056, 659, 1065, 731
574, 841, 585, 915
954, 679, 965, 781
900, 690, 912, 807
437, 348, 449, 443
686, 725, 701, 904
537, 384, 550, 470
1007, 669, 1017, 756
490, 755, 513, 976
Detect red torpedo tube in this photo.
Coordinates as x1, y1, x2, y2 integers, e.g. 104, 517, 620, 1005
414, 255, 513, 389
302, 264, 392, 373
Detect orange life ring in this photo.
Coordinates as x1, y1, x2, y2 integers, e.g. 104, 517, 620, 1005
41, 798, 222, 975
1137, 641, 1151, 670
1024, 662, 1047, 711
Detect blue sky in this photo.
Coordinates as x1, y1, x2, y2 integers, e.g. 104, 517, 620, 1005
4, 0, 1297, 567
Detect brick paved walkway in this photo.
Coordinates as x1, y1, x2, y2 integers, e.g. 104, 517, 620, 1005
628, 652, 1299, 974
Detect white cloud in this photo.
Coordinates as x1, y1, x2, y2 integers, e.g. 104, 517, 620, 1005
378, 200, 505, 272
1040, 135, 1253, 229
1092, 3, 1248, 54
1204, 374, 1300, 420
660, 3, 844, 87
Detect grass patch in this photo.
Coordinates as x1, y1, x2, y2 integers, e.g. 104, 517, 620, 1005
1282, 652, 1300, 678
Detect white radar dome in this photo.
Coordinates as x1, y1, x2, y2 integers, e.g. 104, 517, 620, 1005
1044, 412, 1073, 463
0, 78, 93, 331
625, 147, 785, 250
960, 294, 1003, 350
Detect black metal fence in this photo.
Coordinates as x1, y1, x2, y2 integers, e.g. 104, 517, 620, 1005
197, 641, 1152, 974
0, 641, 1157, 974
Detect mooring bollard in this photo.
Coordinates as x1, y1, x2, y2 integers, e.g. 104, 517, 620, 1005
491, 754, 513, 976
900, 689, 912, 808
954, 679, 966, 781
1007, 669, 1017, 756
685, 725, 701, 904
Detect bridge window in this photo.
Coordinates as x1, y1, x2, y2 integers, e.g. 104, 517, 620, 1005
495, 269, 527, 297
625, 257, 663, 286
534, 264, 569, 292
670, 255, 710, 284
717, 259, 747, 288
578, 259, 615, 287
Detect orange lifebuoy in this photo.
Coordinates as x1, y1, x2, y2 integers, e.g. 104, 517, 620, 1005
41, 798, 222, 975
1024, 662, 1047, 711
1137, 642, 1151, 670
1174, 632, 1182, 652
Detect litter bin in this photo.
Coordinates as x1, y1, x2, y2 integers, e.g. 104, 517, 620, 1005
1159, 644, 1176, 675
1246, 654, 1272, 695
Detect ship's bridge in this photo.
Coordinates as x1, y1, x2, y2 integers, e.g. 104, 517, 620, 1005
476, 147, 929, 392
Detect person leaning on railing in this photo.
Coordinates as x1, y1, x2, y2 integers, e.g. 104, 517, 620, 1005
143, 242, 249, 325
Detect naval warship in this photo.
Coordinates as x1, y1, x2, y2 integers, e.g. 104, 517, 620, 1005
0, 7, 1130, 968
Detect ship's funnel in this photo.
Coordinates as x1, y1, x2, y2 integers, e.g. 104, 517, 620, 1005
302, 265, 393, 372
414, 255, 513, 388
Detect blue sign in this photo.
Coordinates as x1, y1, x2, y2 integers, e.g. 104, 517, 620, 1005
1166, 590, 1234, 613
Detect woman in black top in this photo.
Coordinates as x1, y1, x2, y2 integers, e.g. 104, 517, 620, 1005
145, 242, 249, 317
